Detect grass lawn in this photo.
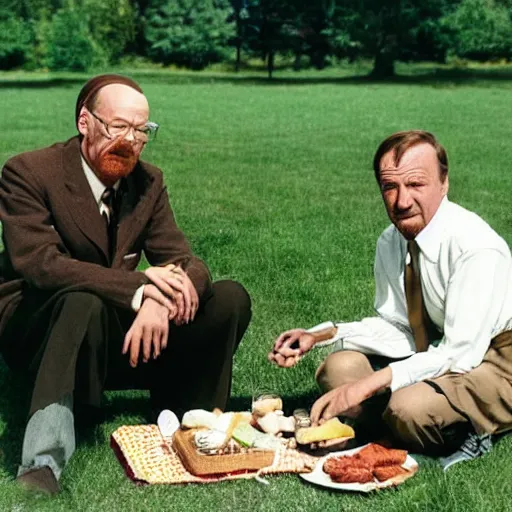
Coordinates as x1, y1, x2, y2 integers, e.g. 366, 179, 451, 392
1, 66, 512, 511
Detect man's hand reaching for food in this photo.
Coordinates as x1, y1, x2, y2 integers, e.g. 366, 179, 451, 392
310, 367, 393, 424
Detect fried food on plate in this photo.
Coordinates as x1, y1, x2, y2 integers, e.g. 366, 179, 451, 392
323, 455, 371, 474
322, 443, 412, 485
331, 466, 374, 484
373, 465, 408, 482
356, 443, 407, 467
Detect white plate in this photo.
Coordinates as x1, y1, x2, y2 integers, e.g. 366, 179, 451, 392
300, 444, 418, 493
157, 409, 180, 439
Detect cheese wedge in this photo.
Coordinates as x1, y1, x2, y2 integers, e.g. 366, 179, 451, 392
295, 417, 355, 444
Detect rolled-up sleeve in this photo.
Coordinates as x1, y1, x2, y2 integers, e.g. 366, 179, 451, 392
389, 248, 510, 391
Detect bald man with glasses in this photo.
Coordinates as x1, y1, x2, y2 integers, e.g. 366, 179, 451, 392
0, 74, 251, 494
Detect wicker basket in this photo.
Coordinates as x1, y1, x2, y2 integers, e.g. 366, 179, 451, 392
173, 429, 275, 476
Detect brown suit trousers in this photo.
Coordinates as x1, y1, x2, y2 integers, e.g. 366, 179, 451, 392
2, 282, 251, 417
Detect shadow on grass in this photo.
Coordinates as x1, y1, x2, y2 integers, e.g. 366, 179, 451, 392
0, 360, 153, 475
0, 77, 87, 89
0, 358, 31, 478
1, 67, 512, 90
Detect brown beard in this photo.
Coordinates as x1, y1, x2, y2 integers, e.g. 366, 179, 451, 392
96, 138, 138, 186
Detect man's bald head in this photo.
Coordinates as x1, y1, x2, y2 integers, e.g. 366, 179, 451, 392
75, 74, 143, 128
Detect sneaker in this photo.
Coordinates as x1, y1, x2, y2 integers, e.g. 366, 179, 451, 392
439, 431, 493, 471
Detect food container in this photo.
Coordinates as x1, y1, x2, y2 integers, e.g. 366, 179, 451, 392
293, 408, 312, 429
173, 429, 275, 476
252, 393, 283, 417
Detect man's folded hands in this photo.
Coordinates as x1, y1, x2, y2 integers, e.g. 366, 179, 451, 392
144, 264, 199, 325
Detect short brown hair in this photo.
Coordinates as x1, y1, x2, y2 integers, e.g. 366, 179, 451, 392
373, 130, 448, 183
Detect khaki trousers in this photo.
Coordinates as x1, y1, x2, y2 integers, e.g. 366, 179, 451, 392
316, 350, 468, 454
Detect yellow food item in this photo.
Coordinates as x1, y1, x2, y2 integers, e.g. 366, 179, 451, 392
295, 418, 355, 444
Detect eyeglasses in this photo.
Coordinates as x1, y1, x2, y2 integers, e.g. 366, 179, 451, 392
89, 110, 159, 143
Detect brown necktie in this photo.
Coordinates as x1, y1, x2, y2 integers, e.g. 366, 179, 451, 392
404, 240, 431, 352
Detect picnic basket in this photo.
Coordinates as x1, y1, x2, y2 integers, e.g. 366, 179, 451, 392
173, 428, 275, 476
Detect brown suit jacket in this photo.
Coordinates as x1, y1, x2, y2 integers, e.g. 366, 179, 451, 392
0, 136, 211, 340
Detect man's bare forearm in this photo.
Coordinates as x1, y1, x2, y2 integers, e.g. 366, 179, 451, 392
310, 325, 338, 344
358, 366, 393, 401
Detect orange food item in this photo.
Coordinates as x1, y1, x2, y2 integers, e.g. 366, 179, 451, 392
373, 465, 408, 482
356, 443, 407, 467
323, 444, 410, 485
323, 456, 371, 475
331, 466, 374, 484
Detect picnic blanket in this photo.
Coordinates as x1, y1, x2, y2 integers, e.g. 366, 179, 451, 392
111, 425, 318, 485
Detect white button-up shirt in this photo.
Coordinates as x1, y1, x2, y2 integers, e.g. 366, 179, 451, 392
309, 197, 512, 391
81, 155, 120, 215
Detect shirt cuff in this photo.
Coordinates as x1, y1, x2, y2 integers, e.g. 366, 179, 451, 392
388, 360, 414, 392
131, 285, 145, 312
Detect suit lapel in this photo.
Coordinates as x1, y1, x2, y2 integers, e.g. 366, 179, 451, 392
61, 137, 110, 260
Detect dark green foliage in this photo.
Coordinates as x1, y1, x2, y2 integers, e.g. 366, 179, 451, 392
144, 0, 235, 69
83, 0, 136, 64
0, 16, 32, 69
244, 0, 295, 77
1, 0, 512, 74
444, 0, 512, 60
45, 4, 104, 71
0, 0, 135, 71
325, 0, 461, 77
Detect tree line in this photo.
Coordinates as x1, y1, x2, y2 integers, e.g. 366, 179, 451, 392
1, 0, 511, 78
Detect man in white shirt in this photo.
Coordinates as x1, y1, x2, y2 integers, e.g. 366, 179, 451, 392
269, 130, 512, 464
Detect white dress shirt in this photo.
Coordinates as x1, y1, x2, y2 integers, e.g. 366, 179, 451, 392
309, 197, 512, 392
81, 156, 144, 311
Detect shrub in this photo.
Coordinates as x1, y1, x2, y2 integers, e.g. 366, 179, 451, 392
144, 0, 235, 69
45, 4, 107, 71
444, 0, 512, 61
0, 16, 32, 69
83, 0, 136, 64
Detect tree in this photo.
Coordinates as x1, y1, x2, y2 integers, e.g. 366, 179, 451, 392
45, 2, 105, 71
239, 0, 300, 78
1, 0, 64, 69
0, 16, 32, 69
83, 0, 136, 63
0, 0, 135, 70
443, 0, 512, 60
228, 0, 250, 71
327, 0, 460, 77
144, 0, 235, 69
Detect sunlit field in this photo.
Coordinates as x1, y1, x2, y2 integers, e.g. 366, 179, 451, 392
1, 67, 511, 511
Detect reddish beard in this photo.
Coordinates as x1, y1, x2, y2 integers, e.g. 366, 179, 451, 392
95, 138, 138, 186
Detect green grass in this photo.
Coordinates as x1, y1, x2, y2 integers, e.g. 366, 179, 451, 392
1, 67, 512, 511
